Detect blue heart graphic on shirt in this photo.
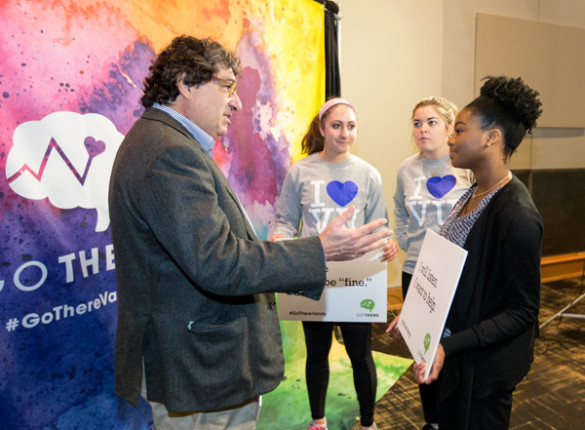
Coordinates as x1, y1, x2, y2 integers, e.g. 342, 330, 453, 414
327, 180, 358, 206
426, 175, 456, 199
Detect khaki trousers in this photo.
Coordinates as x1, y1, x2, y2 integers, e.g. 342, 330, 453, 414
141, 363, 261, 429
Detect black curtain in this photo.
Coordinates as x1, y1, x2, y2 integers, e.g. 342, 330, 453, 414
314, 0, 341, 99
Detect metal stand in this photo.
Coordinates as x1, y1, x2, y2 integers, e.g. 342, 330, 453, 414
539, 291, 585, 329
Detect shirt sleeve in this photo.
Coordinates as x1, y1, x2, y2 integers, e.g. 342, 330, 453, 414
363, 168, 389, 226
271, 168, 302, 238
393, 168, 409, 251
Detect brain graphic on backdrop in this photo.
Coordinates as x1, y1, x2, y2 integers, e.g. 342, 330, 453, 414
5, 111, 124, 232
0, 1, 329, 428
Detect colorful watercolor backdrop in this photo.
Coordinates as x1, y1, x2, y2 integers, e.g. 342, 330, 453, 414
0, 0, 324, 428
0, 0, 410, 428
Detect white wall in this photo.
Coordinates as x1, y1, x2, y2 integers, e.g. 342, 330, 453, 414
337, 0, 446, 286
337, 0, 585, 286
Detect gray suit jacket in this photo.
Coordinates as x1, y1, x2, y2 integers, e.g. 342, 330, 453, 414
109, 108, 326, 412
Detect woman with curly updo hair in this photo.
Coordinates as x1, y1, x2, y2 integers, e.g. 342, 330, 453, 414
405, 76, 543, 429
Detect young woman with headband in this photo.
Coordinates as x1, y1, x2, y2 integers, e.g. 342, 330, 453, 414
271, 98, 398, 430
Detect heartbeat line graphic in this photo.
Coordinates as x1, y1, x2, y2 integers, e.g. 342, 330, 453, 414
7, 136, 106, 185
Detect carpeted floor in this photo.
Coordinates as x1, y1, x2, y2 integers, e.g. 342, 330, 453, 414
355, 277, 585, 430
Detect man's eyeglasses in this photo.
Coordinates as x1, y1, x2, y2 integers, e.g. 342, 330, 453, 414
212, 77, 237, 97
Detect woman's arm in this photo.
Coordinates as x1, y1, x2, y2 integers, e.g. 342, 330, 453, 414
442, 207, 542, 358
393, 172, 409, 251
271, 169, 302, 240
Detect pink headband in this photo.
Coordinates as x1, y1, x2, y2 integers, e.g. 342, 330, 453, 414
318, 98, 354, 121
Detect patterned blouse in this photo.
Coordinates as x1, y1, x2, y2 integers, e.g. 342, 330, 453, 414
440, 184, 506, 247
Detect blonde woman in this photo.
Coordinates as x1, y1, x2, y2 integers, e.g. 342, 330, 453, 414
393, 96, 473, 430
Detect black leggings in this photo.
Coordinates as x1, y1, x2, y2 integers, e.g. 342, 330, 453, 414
302, 321, 377, 427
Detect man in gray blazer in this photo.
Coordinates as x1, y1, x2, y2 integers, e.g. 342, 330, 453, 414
109, 36, 393, 429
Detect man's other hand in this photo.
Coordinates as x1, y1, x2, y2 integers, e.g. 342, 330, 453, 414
319, 205, 392, 261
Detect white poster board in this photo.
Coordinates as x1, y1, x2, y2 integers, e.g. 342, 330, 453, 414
278, 249, 387, 322
398, 229, 468, 379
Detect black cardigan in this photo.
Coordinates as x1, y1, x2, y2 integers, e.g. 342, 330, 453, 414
439, 176, 543, 428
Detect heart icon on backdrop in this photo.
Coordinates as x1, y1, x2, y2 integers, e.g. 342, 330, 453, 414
426, 175, 456, 199
326, 180, 358, 206
84, 136, 106, 158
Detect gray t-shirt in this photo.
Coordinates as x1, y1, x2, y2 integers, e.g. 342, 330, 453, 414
393, 153, 473, 274
271, 153, 388, 238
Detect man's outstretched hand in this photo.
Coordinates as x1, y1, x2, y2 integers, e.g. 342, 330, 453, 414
319, 205, 392, 261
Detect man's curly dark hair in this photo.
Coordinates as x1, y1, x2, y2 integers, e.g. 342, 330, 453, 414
465, 75, 543, 160
141, 36, 240, 108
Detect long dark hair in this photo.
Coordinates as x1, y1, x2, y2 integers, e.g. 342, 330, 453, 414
301, 114, 323, 155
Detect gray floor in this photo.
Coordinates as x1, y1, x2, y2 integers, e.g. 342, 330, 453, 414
352, 277, 585, 430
